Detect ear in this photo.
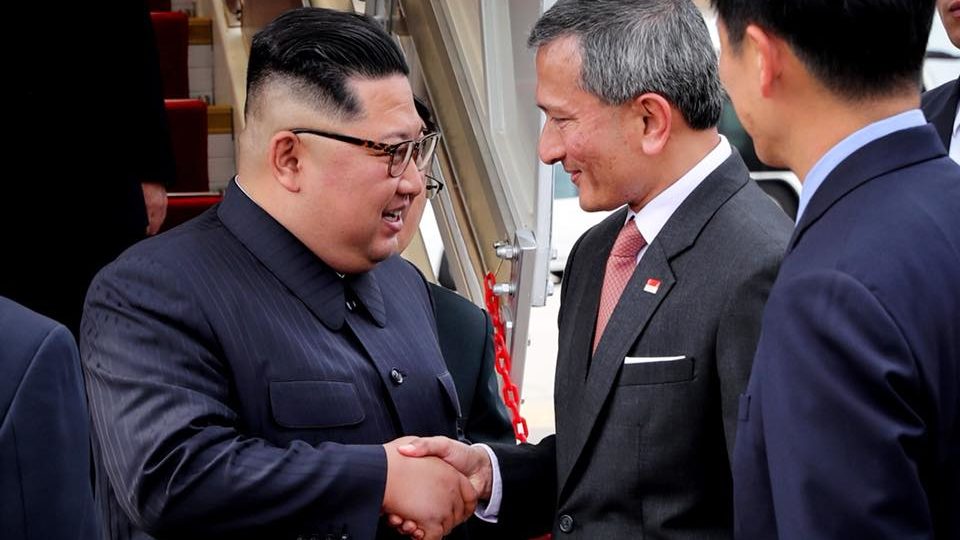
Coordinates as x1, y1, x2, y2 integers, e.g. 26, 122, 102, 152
744, 24, 783, 98
268, 131, 303, 193
628, 93, 672, 155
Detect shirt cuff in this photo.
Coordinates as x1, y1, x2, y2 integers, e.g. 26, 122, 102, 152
472, 443, 502, 523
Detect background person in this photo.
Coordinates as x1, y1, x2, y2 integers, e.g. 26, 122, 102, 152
713, 0, 960, 537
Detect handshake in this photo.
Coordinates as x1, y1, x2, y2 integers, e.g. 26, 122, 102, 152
381, 436, 495, 540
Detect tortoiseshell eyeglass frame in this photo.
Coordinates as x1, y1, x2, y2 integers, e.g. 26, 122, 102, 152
290, 128, 440, 178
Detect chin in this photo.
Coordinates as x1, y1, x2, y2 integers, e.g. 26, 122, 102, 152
577, 193, 602, 212
369, 242, 399, 264
579, 196, 621, 213
754, 142, 787, 171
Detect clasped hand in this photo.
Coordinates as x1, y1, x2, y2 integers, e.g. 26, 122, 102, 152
382, 436, 494, 539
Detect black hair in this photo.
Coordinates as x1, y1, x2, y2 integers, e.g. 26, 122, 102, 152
712, 0, 935, 99
413, 96, 436, 133
245, 7, 409, 119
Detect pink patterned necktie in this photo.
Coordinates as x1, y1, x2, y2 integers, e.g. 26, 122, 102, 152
593, 218, 646, 353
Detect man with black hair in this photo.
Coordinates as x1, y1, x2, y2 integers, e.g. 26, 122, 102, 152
713, 0, 960, 537
81, 8, 474, 540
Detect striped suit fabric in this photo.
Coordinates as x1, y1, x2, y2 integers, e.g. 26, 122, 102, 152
81, 180, 461, 540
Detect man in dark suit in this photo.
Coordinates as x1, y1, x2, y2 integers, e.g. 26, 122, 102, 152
391, 1, 792, 538
922, 0, 960, 161
714, 0, 960, 537
429, 285, 514, 446
0, 1, 172, 335
0, 296, 100, 540
398, 97, 514, 447
80, 8, 475, 540
392, 100, 513, 540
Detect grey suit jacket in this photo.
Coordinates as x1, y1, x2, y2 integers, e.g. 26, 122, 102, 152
491, 152, 792, 539
80, 181, 461, 540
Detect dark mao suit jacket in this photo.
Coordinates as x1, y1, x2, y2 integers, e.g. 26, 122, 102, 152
491, 152, 793, 539
81, 182, 462, 540
734, 124, 960, 539
0, 297, 100, 540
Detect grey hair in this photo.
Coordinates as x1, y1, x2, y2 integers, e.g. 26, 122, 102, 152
528, 0, 723, 130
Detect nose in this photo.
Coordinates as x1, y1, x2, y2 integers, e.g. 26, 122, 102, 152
538, 120, 564, 165
396, 159, 424, 198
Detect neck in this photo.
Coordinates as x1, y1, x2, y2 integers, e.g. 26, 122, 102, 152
629, 129, 720, 211
785, 92, 919, 182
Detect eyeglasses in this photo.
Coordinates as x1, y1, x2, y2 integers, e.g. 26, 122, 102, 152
290, 128, 440, 178
424, 174, 445, 200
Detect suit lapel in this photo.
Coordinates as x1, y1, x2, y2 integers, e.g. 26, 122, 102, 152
554, 213, 620, 495
925, 77, 959, 147
790, 125, 946, 252
555, 151, 751, 497
557, 242, 676, 493
556, 209, 626, 393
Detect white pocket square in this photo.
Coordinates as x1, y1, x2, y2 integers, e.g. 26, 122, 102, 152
624, 355, 686, 365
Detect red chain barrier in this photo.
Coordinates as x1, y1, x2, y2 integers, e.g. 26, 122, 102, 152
483, 272, 529, 443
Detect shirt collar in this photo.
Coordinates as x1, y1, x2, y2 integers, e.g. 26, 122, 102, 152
797, 109, 926, 222
625, 135, 732, 244
220, 178, 386, 329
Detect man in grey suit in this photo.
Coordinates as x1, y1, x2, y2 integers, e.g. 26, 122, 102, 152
81, 8, 475, 540
391, 1, 792, 538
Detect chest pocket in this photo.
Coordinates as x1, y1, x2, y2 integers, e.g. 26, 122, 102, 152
617, 356, 695, 386
269, 380, 365, 429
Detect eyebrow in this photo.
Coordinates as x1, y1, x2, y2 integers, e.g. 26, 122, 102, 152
380, 126, 425, 142
538, 102, 570, 116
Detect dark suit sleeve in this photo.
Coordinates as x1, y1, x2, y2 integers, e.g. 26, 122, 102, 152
754, 270, 933, 538
81, 256, 386, 538
2, 324, 100, 540
715, 248, 781, 460
480, 234, 595, 537
489, 435, 557, 538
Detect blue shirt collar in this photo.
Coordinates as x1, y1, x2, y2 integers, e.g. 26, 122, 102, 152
796, 109, 926, 222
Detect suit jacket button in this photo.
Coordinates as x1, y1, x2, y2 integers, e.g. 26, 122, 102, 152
345, 300, 357, 311
558, 513, 574, 533
390, 368, 404, 385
